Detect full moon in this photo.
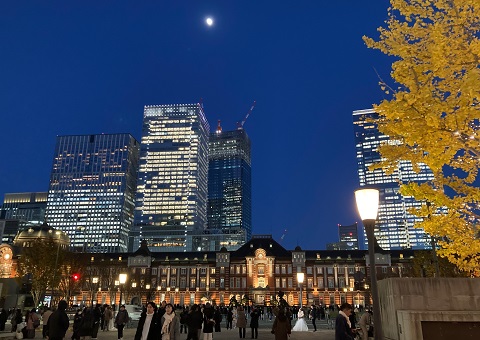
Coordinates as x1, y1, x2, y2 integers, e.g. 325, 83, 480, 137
206, 17, 213, 26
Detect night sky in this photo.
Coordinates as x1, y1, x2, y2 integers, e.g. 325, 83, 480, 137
0, 1, 394, 250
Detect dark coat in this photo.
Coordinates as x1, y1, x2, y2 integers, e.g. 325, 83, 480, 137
249, 310, 260, 328
187, 310, 203, 330
134, 312, 160, 340
115, 309, 129, 326
78, 309, 94, 337
335, 314, 354, 340
202, 307, 215, 333
47, 309, 70, 340
272, 314, 291, 340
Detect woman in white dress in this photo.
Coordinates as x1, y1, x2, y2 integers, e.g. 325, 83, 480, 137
292, 309, 309, 332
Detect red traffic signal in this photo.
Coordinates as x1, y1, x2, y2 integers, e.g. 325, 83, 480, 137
72, 273, 80, 281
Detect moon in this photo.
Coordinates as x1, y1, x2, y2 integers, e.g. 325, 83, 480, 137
206, 17, 213, 26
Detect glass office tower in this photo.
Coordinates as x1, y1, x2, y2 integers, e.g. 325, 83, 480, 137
1, 192, 47, 223
132, 103, 210, 252
0, 192, 48, 244
353, 109, 434, 250
46, 134, 139, 253
206, 128, 252, 250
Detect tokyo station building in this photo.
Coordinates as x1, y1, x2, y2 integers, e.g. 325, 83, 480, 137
76, 235, 414, 308
0, 232, 415, 308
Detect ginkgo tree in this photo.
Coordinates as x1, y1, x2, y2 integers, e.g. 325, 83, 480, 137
363, 0, 480, 276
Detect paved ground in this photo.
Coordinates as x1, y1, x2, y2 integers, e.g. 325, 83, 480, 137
87, 318, 335, 340
0, 317, 336, 340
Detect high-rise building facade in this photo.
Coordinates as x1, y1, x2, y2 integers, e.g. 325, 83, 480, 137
0, 192, 48, 244
339, 222, 359, 250
132, 103, 210, 252
353, 109, 434, 250
46, 134, 139, 253
1, 192, 47, 223
206, 128, 252, 250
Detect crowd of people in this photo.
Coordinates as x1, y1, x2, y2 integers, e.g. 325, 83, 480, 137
0, 300, 374, 340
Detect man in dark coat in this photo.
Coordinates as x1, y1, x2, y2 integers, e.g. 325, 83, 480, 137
47, 300, 70, 340
92, 305, 102, 339
250, 306, 260, 339
115, 305, 129, 340
310, 305, 317, 332
186, 305, 203, 340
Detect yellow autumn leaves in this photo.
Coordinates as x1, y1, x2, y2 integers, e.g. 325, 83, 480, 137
364, 0, 480, 276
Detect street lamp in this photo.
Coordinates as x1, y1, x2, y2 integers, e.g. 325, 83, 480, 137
91, 277, 99, 306
118, 273, 127, 308
355, 188, 384, 340
297, 272, 304, 308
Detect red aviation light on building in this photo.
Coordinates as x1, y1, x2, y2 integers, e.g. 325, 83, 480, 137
72, 273, 80, 281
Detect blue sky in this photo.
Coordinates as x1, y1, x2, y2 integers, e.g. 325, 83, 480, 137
0, 1, 394, 250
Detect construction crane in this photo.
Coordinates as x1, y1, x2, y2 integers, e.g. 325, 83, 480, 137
236, 100, 256, 130
279, 228, 288, 244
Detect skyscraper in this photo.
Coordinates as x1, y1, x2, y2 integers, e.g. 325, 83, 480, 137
0, 192, 48, 244
353, 109, 434, 250
46, 134, 139, 253
1, 192, 47, 223
132, 103, 210, 252
206, 127, 252, 250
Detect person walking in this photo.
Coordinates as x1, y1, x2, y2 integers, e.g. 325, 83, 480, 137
92, 305, 102, 339
134, 302, 158, 340
12, 309, 23, 333
249, 306, 260, 339
41, 308, 53, 339
202, 303, 214, 340
235, 306, 247, 339
179, 307, 189, 334
160, 303, 180, 340
103, 306, 113, 332
72, 309, 83, 340
271, 309, 291, 340
186, 305, 202, 340
335, 303, 355, 340
358, 309, 373, 340
226, 309, 233, 330
310, 305, 317, 332
46, 301, 69, 340
115, 305, 129, 340
78, 308, 94, 340
25, 308, 39, 339
213, 306, 222, 332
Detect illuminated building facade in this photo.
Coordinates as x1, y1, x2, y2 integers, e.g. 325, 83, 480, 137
0, 192, 48, 244
57, 235, 414, 308
132, 103, 210, 252
1, 192, 47, 223
327, 223, 360, 250
46, 134, 139, 253
206, 129, 252, 251
353, 109, 434, 250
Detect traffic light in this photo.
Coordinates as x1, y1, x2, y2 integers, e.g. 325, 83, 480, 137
72, 273, 80, 281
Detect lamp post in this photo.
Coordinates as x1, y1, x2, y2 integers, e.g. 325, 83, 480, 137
91, 277, 99, 306
118, 274, 127, 308
296, 272, 304, 308
355, 188, 383, 340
